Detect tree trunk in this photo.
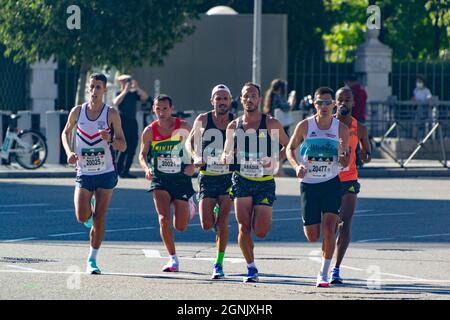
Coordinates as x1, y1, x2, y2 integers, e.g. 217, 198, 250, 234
75, 63, 89, 106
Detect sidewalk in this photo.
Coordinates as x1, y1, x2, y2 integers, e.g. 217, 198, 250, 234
0, 158, 449, 179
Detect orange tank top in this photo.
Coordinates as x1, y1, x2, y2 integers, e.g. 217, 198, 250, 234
339, 117, 359, 181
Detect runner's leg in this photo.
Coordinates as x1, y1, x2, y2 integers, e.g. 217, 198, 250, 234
335, 193, 357, 268
74, 187, 94, 223
153, 189, 175, 255
234, 197, 254, 264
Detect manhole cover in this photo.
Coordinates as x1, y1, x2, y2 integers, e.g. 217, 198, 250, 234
0, 257, 59, 264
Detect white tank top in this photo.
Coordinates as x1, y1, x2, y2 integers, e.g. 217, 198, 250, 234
299, 116, 340, 184
75, 103, 115, 176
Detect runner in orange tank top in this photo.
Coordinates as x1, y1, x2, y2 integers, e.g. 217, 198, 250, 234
331, 87, 372, 284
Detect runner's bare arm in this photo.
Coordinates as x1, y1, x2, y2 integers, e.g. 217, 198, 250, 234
287, 120, 308, 178
222, 120, 238, 164
338, 122, 350, 167
61, 106, 81, 165
180, 121, 196, 176
105, 108, 127, 152
139, 126, 153, 180
186, 113, 207, 166
358, 123, 372, 163
268, 117, 290, 161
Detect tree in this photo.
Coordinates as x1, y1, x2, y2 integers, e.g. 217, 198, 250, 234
322, 0, 450, 61
0, 0, 202, 106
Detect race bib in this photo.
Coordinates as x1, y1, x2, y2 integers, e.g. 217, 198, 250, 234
81, 148, 106, 172
307, 156, 334, 179
241, 159, 264, 178
206, 156, 229, 174
157, 156, 182, 174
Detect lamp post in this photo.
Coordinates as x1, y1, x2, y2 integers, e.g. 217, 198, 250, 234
252, 0, 262, 89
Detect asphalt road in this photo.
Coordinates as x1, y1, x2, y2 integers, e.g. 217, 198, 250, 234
0, 176, 449, 300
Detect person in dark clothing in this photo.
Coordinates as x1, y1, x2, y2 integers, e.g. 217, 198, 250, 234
344, 74, 367, 123
113, 74, 149, 178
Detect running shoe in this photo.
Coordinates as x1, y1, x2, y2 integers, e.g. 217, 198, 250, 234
243, 267, 259, 283
86, 259, 101, 275
162, 260, 179, 272
316, 272, 330, 288
83, 196, 95, 229
330, 267, 343, 284
189, 195, 198, 220
211, 263, 224, 280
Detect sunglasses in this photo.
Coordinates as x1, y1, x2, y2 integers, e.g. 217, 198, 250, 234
315, 99, 334, 106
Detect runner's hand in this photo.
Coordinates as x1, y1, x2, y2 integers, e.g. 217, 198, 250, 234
184, 164, 196, 177
145, 168, 153, 181
99, 129, 111, 142
261, 156, 272, 169
295, 165, 307, 179
193, 156, 205, 168
67, 152, 78, 165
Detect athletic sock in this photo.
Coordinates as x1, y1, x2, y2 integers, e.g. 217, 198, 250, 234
88, 247, 98, 261
170, 254, 179, 265
320, 258, 332, 276
215, 252, 225, 265
247, 262, 257, 269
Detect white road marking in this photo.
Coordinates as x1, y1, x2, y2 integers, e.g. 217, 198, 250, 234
2, 237, 38, 243
142, 249, 245, 264
412, 233, 450, 239
5, 265, 42, 272
356, 238, 396, 243
308, 257, 426, 282
0, 268, 448, 283
0, 203, 49, 208
106, 227, 155, 233
45, 208, 126, 213
355, 212, 415, 218
143, 250, 162, 258
49, 232, 86, 237
272, 212, 414, 223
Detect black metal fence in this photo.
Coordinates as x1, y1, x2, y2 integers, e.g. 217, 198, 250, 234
55, 62, 80, 111
0, 45, 30, 112
367, 99, 450, 139
288, 52, 450, 102
391, 60, 450, 101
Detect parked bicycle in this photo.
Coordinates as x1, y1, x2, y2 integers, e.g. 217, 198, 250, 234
0, 114, 48, 169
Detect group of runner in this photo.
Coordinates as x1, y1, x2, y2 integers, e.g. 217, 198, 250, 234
61, 73, 371, 287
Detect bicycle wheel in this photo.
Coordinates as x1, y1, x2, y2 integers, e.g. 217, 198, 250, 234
14, 130, 48, 169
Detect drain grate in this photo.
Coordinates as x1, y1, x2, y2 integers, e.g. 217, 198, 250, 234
0, 257, 59, 264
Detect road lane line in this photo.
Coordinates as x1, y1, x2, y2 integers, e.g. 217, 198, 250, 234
0, 204, 49, 208
2, 237, 38, 243
356, 238, 396, 243
106, 227, 155, 233
412, 233, 450, 239
49, 232, 86, 237
5, 265, 42, 272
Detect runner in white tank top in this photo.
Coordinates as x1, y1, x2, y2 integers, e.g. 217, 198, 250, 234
61, 73, 127, 275
287, 87, 349, 288
76, 102, 116, 176
299, 115, 341, 184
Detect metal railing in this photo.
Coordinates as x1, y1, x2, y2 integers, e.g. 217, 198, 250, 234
366, 98, 450, 167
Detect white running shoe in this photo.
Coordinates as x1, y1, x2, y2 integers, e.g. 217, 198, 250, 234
316, 272, 330, 288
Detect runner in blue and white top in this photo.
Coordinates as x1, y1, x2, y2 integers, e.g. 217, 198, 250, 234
287, 87, 349, 288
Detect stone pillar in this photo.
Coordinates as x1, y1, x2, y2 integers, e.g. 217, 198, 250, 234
30, 60, 58, 121
355, 29, 392, 102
